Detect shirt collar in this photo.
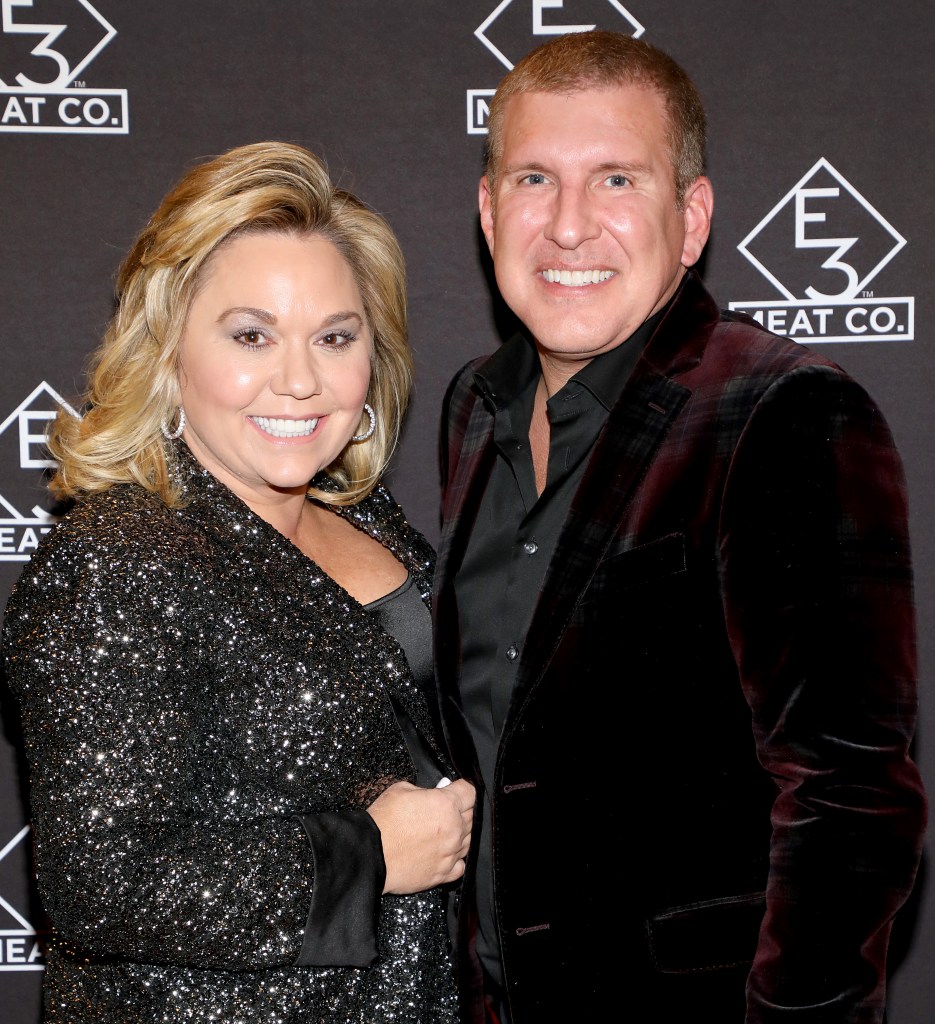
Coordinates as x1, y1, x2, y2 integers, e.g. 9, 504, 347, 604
472, 331, 539, 414
474, 299, 670, 414
569, 304, 666, 410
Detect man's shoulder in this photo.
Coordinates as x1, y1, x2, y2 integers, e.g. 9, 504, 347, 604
442, 352, 495, 430
443, 332, 532, 418
692, 306, 848, 387
656, 273, 843, 383
445, 354, 488, 400
716, 307, 838, 361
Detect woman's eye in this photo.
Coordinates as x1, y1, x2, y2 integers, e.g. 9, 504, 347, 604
233, 327, 267, 347
320, 330, 354, 348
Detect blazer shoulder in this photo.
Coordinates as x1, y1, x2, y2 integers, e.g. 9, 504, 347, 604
690, 311, 849, 388
665, 308, 890, 457
442, 355, 488, 425
4, 486, 208, 640
27, 485, 194, 570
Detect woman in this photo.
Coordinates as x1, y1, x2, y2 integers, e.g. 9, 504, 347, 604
2, 142, 473, 1022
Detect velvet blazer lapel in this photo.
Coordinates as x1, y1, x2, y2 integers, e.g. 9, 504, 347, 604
433, 373, 497, 774
435, 273, 722, 745
501, 272, 720, 736
435, 377, 496, 592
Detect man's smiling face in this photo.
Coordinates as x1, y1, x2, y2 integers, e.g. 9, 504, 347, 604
480, 83, 711, 379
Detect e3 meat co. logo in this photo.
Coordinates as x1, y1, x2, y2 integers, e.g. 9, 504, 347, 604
730, 159, 913, 343
0, 0, 128, 134
0, 827, 46, 971
467, 0, 644, 134
0, 382, 79, 561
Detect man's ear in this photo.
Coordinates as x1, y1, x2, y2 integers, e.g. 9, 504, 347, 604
680, 176, 714, 269
479, 176, 495, 256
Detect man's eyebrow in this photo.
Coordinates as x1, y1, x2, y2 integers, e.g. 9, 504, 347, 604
501, 161, 550, 176
500, 160, 654, 177
592, 160, 652, 176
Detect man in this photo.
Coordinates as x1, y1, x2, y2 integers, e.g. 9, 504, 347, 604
433, 30, 925, 1024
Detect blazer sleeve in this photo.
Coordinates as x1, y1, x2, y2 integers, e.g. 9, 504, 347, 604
1, 526, 386, 971
718, 364, 926, 1021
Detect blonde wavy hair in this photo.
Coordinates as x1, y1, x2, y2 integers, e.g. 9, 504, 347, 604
49, 141, 411, 507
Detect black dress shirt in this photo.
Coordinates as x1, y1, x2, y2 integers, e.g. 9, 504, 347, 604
453, 310, 661, 983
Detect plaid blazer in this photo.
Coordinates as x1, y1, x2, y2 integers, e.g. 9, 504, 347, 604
433, 272, 925, 1024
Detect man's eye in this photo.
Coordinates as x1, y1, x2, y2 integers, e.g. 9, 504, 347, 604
521, 173, 547, 185
604, 174, 629, 188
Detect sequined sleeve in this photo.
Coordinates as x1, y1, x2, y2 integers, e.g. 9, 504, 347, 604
2, 507, 380, 970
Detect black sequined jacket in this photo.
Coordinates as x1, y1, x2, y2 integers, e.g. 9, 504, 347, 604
2, 447, 457, 1023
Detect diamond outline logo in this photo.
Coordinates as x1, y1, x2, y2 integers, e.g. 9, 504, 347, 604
0, 0, 128, 134
0, 0, 116, 90
0, 825, 45, 972
736, 157, 906, 302
729, 157, 914, 343
475, 0, 645, 71
0, 381, 79, 560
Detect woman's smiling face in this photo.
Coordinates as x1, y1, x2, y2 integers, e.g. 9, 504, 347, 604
177, 231, 373, 512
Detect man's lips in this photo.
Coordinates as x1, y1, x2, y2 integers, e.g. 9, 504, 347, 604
250, 416, 319, 439
540, 268, 616, 287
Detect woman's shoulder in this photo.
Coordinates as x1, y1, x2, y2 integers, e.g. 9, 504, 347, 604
44, 484, 190, 555
2, 484, 220, 665
344, 484, 435, 572
10, 484, 210, 603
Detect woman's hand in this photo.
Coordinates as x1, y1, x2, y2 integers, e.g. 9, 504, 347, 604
366, 779, 475, 894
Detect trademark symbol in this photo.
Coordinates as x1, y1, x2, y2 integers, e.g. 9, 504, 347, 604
73, 81, 85, 88
862, 290, 874, 298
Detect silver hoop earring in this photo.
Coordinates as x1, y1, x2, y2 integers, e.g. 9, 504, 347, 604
161, 407, 186, 441
351, 403, 376, 442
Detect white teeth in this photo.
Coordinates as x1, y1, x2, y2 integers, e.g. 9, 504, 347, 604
252, 416, 319, 438
542, 269, 615, 287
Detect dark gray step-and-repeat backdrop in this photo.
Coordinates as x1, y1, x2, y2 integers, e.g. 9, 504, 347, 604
1, 2, 933, 1020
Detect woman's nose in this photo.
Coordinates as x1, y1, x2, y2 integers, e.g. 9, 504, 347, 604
271, 343, 321, 399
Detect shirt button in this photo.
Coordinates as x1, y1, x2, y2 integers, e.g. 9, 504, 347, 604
505, 645, 519, 661
523, 541, 538, 555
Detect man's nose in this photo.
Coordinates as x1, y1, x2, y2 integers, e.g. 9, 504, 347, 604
271, 343, 322, 399
544, 185, 600, 249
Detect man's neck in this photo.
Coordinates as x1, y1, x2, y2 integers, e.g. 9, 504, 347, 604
537, 350, 593, 397
529, 375, 551, 496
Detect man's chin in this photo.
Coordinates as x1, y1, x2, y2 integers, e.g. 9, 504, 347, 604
532, 332, 630, 363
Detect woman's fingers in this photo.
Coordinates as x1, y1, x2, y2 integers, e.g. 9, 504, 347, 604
366, 779, 476, 894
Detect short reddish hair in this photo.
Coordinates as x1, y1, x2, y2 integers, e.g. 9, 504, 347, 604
485, 30, 707, 206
